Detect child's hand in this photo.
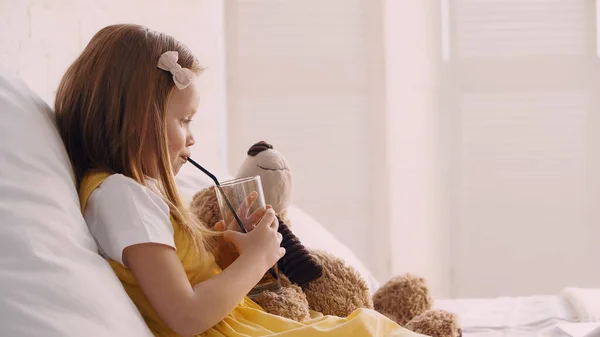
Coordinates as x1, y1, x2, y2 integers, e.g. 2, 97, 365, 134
214, 205, 272, 233
212, 192, 275, 270
221, 208, 285, 271
214, 191, 271, 233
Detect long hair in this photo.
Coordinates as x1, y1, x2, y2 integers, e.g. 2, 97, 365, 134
55, 24, 214, 256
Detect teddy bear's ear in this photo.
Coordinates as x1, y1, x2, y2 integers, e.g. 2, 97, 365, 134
190, 186, 221, 229
247, 141, 273, 156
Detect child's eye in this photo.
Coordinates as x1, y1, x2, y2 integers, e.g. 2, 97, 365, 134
182, 118, 193, 126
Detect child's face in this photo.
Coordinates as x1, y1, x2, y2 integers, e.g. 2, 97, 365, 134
165, 77, 200, 175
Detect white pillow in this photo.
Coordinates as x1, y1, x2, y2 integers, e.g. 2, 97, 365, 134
0, 67, 153, 337
561, 287, 600, 322
176, 168, 381, 294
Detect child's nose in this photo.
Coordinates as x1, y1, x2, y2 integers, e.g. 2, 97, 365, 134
187, 135, 195, 147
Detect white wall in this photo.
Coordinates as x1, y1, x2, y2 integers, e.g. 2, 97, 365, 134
383, 0, 448, 298
444, 0, 600, 298
382, 0, 600, 298
0, 0, 228, 173
224, 0, 452, 298
224, 0, 394, 286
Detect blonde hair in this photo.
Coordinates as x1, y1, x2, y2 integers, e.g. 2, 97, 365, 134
55, 24, 215, 255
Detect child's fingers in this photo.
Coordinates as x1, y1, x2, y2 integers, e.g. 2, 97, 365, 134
270, 216, 279, 231
256, 209, 276, 229
227, 218, 245, 232
236, 191, 258, 218
222, 230, 244, 246
214, 220, 225, 231
246, 205, 272, 228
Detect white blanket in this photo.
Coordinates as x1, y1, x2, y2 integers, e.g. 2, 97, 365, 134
561, 288, 600, 322
435, 295, 573, 328
539, 323, 600, 337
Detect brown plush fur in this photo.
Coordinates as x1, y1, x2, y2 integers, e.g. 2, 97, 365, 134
278, 209, 290, 226
190, 186, 220, 229
405, 310, 462, 337
251, 274, 311, 322
302, 250, 373, 317
373, 274, 433, 326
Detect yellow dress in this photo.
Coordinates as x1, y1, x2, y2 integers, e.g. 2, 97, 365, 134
79, 172, 422, 337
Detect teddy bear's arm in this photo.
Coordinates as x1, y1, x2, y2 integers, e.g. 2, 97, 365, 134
277, 219, 323, 286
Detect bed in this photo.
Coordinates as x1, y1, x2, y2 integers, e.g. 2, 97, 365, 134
436, 289, 600, 337
435, 295, 574, 337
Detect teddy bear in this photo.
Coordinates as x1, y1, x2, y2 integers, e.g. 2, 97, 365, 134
190, 141, 461, 337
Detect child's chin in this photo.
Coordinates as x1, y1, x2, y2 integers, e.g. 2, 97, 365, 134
172, 163, 182, 175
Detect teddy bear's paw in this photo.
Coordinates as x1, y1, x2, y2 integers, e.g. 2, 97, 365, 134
252, 281, 311, 322
372, 273, 433, 326
302, 250, 373, 317
405, 309, 461, 337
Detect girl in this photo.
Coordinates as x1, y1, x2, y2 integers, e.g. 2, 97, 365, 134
55, 24, 419, 337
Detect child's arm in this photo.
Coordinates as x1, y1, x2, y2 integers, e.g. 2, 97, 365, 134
124, 209, 284, 337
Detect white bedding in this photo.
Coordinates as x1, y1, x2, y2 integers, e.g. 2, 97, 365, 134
435, 295, 575, 337
435, 287, 600, 337
561, 288, 600, 322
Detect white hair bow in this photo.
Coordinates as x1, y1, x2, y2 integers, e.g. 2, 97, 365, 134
157, 51, 194, 90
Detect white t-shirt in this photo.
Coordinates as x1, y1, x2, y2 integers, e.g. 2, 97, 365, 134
83, 174, 176, 266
